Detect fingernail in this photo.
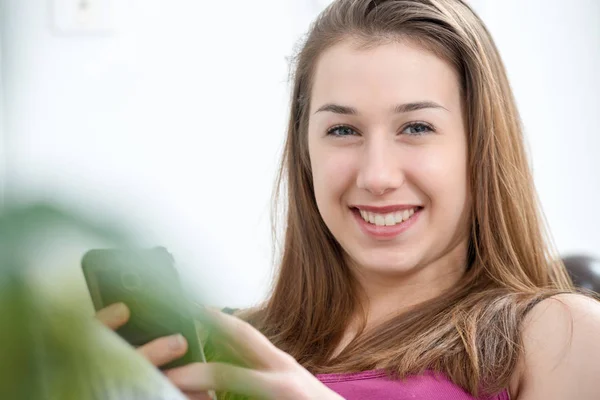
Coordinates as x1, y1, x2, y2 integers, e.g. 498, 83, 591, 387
169, 334, 185, 350
109, 302, 128, 319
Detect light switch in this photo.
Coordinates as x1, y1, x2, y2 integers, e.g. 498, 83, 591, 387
52, 0, 114, 35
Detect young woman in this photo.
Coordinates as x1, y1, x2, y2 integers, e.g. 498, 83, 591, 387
98, 0, 600, 399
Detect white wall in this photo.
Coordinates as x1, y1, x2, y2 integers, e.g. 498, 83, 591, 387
470, 0, 600, 257
2, 0, 599, 309
0, 0, 6, 210
1, 0, 321, 308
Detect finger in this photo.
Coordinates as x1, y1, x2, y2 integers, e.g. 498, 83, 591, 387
165, 362, 276, 399
137, 334, 188, 367
95, 302, 130, 330
204, 332, 252, 368
196, 308, 290, 370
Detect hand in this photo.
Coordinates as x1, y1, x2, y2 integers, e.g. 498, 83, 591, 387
95, 303, 212, 399
96, 303, 344, 400
166, 307, 344, 400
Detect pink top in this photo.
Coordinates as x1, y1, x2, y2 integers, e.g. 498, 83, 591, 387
316, 369, 510, 400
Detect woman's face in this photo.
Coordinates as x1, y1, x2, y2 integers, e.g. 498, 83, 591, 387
308, 39, 470, 278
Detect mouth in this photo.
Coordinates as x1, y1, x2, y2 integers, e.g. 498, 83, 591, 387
349, 205, 424, 239
351, 206, 423, 227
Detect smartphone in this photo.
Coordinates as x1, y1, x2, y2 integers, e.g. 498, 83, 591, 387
81, 247, 206, 370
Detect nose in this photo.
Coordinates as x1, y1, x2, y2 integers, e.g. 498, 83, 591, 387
356, 138, 404, 196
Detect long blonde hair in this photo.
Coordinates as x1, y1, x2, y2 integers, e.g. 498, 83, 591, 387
215, 0, 575, 397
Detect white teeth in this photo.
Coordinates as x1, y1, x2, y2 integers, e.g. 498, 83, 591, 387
384, 214, 395, 226
394, 211, 404, 222
358, 207, 418, 226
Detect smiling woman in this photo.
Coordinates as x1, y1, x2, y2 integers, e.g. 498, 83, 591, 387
96, 1, 600, 399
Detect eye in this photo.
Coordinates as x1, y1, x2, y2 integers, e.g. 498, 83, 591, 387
326, 125, 359, 137
401, 122, 434, 136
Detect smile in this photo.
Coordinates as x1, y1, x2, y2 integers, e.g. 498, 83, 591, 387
357, 207, 418, 226
350, 205, 424, 239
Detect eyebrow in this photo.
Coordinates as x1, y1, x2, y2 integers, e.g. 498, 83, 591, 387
314, 101, 448, 115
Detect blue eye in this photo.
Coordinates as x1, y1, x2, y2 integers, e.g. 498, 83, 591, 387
402, 122, 434, 136
326, 122, 434, 137
327, 125, 358, 137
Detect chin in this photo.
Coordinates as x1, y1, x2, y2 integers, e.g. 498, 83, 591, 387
353, 252, 420, 275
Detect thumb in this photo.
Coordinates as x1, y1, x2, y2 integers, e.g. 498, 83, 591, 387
95, 302, 130, 330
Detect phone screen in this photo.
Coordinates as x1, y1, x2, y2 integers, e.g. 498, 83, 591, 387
82, 248, 206, 369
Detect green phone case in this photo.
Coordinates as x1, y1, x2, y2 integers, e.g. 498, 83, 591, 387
81, 247, 206, 369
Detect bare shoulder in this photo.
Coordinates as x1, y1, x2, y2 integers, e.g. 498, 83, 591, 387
511, 293, 600, 400
231, 307, 258, 320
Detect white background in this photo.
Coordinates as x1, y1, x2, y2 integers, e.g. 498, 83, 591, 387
1, 0, 599, 309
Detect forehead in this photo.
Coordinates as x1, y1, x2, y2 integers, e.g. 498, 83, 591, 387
310, 39, 461, 113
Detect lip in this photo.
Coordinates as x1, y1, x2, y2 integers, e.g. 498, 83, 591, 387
351, 204, 422, 213
351, 206, 422, 239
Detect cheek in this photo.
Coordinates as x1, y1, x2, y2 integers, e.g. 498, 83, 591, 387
416, 150, 466, 190
309, 145, 357, 213
409, 143, 469, 220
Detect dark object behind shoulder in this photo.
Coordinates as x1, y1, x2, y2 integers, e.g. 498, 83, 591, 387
221, 307, 239, 315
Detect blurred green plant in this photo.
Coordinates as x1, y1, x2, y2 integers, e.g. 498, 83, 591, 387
0, 201, 190, 399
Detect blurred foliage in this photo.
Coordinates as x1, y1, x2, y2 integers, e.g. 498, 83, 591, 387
0, 201, 189, 399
